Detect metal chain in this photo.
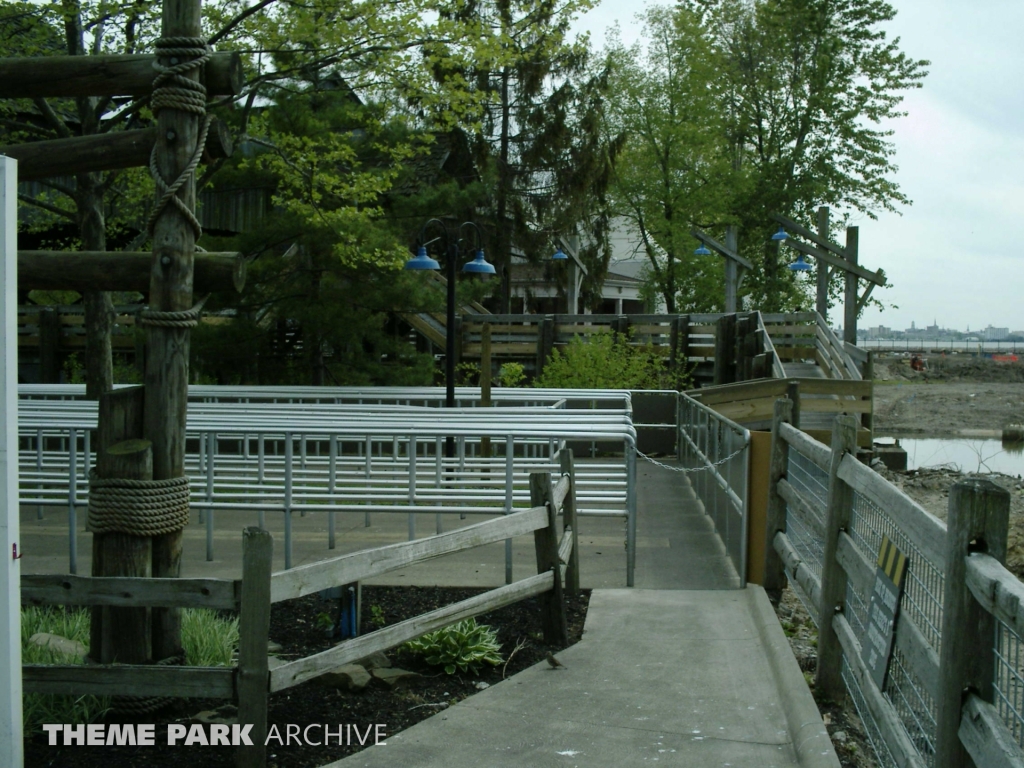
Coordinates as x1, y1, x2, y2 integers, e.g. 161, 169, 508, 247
636, 445, 746, 474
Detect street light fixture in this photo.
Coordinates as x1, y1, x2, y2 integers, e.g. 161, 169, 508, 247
771, 225, 789, 241
694, 241, 712, 256
788, 254, 812, 272
404, 219, 495, 412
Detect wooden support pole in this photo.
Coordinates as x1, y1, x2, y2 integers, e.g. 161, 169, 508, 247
763, 397, 793, 596
786, 381, 801, 429
19, 250, 246, 293
38, 306, 61, 383
530, 472, 568, 647
724, 224, 738, 313
816, 207, 830, 322
145, 0, 203, 662
1, 120, 233, 182
935, 478, 1010, 768
0, 52, 242, 98
536, 315, 555, 377
815, 414, 858, 700
559, 450, 580, 596
99, 439, 154, 665
844, 227, 859, 345
714, 313, 737, 385
90, 386, 146, 664
236, 527, 273, 768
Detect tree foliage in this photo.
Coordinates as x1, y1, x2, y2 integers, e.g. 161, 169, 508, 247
604, 0, 928, 313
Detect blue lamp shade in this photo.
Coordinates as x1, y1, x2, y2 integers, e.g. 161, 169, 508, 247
694, 242, 712, 256
771, 225, 788, 241
788, 254, 812, 272
405, 245, 440, 270
462, 249, 496, 275
551, 247, 568, 260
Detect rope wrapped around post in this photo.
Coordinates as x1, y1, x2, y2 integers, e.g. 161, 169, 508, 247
87, 474, 191, 536
146, 36, 212, 239
139, 294, 209, 328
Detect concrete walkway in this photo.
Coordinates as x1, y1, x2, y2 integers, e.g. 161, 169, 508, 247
330, 588, 836, 768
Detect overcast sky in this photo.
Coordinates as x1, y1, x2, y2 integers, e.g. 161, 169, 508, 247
572, 0, 1024, 334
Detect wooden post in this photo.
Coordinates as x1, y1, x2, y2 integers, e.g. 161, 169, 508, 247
90, 385, 146, 663
452, 315, 463, 370
530, 472, 568, 647
816, 206, 830, 321
935, 479, 1010, 768
862, 351, 874, 437
724, 225, 738, 313
669, 315, 680, 370
714, 313, 737, 385
763, 397, 793, 596
99, 439, 154, 665
786, 380, 801, 429
844, 226, 859, 345
536, 315, 555, 377
145, 0, 204, 662
236, 527, 273, 768
38, 306, 61, 383
559, 450, 580, 596
815, 414, 858, 700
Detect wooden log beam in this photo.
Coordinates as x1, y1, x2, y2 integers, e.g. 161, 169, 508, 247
0, 52, 243, 98
19, 250, 246, 293
1, 120, 233, 182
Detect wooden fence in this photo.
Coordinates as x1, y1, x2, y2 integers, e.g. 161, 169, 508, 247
22, 456, 579, 767
765, 400, 1020, 768
688, 377, 873, 447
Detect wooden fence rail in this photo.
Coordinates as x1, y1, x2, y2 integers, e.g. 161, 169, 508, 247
20, 459, 577, 767
764, 397, 1021, 768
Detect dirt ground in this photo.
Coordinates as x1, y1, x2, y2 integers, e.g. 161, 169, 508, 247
774, 353, 1024, 768
872, 354, 1024, 436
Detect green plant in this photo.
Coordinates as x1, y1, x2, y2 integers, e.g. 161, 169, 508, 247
455, 361, 481, 385
534, 332, 693, 390
369, 605, 386, 628
181, 609, 240, 667
496, 362, 526, 387
403, 618, 503, 675
21, 607, 110, 735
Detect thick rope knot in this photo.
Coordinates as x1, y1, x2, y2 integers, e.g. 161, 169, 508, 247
112, 652, 186, 714
87, 474, 191, 536
140, 295, 209, 329
147, 36, 213, 239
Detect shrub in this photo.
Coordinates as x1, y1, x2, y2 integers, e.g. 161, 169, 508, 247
403, 618, 503, 675
534, 332, 692, 390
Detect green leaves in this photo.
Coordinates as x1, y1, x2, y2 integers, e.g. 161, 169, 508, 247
403, 618, 504, 675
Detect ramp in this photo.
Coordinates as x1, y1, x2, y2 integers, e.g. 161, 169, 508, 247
328, 588, 838, 768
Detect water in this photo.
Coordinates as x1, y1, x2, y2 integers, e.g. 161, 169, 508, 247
877, 438, 1024, 476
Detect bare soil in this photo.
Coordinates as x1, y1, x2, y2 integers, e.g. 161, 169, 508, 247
24, 586, 591, 768
872, 354, 1024, 436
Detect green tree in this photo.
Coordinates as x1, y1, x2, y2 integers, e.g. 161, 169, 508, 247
428, 0, 621, 312
604, 6, 740, 314
702, 0, 927, 311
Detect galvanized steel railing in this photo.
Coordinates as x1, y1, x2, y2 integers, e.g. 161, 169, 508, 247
676, 393, 750, 585
18, 392, 638, 584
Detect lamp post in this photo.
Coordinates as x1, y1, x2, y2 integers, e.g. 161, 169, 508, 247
405, 218, 495, 423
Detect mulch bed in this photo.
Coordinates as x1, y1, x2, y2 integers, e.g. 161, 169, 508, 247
24, 586, 591, 768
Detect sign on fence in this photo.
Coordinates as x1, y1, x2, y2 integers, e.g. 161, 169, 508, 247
862, 535, 908, 690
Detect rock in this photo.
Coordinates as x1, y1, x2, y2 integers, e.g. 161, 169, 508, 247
318, 664, 371, 691
371, 667, 422, 689
29, 633, 87, 659
193, 708, 237, 725
474, 681, 490, 690
831, 730, 848, 744
267, 641, 283, 654
353, 650, 391, 670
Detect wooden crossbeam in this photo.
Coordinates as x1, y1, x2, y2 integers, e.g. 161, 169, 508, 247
0, 52, 242, 98
783, 237, 885, 286
771, 213, 848, 258
19, 251, 246, 293
1, 120, 233, 181
690, 227, 754, 270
